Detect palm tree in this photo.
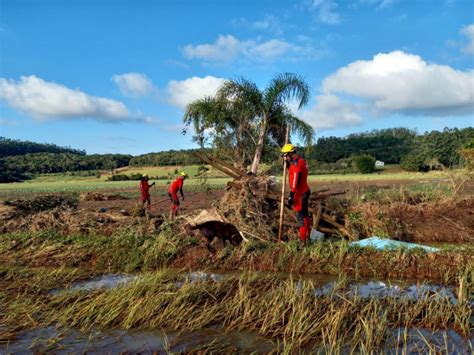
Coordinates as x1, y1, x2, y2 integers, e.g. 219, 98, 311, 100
217, 73, 313, 174
183, 96, 256, 166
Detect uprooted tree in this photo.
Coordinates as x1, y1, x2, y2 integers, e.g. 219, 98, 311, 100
187, 152, 352, 243
183, 73, 314, 173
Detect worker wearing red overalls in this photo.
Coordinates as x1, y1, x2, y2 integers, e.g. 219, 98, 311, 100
139, 174, 155, 210
168, 172, 188, 218
281, 144, 311, 247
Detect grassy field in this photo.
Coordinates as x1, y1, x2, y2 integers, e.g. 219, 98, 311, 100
0, 166, 464, 198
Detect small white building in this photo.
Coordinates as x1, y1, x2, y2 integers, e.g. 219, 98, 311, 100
375, 160, 385, 167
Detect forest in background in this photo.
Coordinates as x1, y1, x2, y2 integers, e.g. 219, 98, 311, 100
1, 127, 472, 182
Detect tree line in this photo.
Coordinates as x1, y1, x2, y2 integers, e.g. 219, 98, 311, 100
0, 126, 472, 182
0, 137, 85, 157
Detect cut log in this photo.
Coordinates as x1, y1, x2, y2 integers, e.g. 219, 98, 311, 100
313, 204, 323, 229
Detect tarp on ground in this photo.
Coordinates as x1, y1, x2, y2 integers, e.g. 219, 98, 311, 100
350, 237, 439, 253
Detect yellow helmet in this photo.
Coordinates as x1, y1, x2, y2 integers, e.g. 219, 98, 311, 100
281, 143, 296, 154
180, 172, 188, 177
142, 174, 148, 178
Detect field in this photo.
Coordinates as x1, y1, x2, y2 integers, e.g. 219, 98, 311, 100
0, 166, 473, 352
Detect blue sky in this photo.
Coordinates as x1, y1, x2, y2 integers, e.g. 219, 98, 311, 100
0, 0, 473, 155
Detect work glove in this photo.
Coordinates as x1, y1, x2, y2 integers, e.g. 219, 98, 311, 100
288, 192, 294, 207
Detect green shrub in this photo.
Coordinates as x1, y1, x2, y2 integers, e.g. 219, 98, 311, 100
308, 158, 357, 175
352, 155, 376, 174
400, 152, 428, 172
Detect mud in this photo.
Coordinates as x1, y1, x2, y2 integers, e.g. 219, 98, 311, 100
349, 197, 474, 242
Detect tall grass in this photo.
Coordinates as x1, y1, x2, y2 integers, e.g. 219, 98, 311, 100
1, 228, 472, 283
1, 268, 472, 353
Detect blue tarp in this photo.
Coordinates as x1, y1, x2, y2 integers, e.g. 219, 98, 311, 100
350, 237, 439, 253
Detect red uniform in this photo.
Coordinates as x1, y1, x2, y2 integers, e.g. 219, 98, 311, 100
139, 180, 151, 208
168, 177, 184, 212
288, 155, 311, 242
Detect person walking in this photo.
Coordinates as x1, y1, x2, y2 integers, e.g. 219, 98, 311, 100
139, 174, 155, 210
281, 144, 311, 248
168, 172, 188, 218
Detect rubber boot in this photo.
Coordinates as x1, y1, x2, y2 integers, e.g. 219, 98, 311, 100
304, 217, 311, 241
299, 226, 307, 249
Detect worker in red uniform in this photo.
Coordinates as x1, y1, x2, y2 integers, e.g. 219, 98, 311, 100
168, 172, 188, 218
139, 174, 155, 210
281, 144, 311, 247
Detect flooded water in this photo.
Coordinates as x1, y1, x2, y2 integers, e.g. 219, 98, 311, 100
4, 270, 469, 353
0, 326, 275, 354
51, 270, 463, 305
2, 326, 471, 354
50, 274, 138, 295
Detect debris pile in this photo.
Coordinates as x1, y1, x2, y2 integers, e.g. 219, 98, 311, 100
80, 192, 129, 201
0, 194, 162, 235
193, 152, 351, 241
4, 194, 78, 215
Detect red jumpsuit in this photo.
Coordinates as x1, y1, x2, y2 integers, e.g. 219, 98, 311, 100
139, 180, 151, 208
288, 155, 311, 241
168, 177, 184, 212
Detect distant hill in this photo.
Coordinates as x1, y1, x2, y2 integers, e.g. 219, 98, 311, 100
0, 137, 86, 157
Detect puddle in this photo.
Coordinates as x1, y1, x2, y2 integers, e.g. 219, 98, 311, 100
0, 326, 275, 354
348, 281, 459, 303
383, 327, 473, 354
52, 271, 463, 306
2, 326, 471, 354
50, 274, 139, 295
313, 280, 461, 304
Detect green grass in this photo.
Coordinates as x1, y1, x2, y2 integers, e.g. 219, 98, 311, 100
0, 165, 466, 197
0, 177, 231, 197
114, 164, 228, 179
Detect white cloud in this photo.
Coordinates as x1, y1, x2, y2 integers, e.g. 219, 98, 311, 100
0, 75, 153, 123
232, 15, 283, 35
112, 72, 154, 98
166, 76, 225, 109
182, 35, 241, 62
294, 50, 473, 132
309, 0, 340, 25
298, 94, 362, 130
460, 24, 474, 54
182, 34, 319, 63
322, 51, 474, 115
358, 0, 397, 9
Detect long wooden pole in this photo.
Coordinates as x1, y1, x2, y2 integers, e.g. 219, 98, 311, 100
278, 125, 291, 242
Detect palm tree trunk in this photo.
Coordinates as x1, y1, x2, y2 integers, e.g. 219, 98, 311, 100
250, 118, 267, 174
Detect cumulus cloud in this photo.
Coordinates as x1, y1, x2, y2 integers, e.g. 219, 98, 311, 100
296, 51, 473, 132
309, 0, 340, 25
182, 34, 317, 62
321, 51, 474, 115
166, 76, 225, 109
460, 24, 474, 54
112, 72, 154, 97
0, 75, 153, 123
298, 94, 362, 130
232, 15, 283, 35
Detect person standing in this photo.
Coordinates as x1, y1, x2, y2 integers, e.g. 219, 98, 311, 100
139, 174, 155, 210
281, 144, 311, 248
168, 172, 188, 218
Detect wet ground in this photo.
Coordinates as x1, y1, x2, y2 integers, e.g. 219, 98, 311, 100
2, 270, 472, 353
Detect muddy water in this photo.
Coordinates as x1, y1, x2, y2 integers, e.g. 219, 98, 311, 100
2, 326, 472, 354
1, 326, 275, 354
53, 270, 463, 305
3, 270, 472, 353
